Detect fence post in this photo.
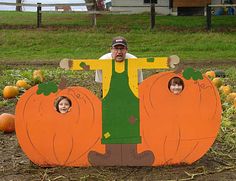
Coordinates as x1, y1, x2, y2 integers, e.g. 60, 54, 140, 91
92, 1, 97, 27
93, 12, 97, 27
37, 3, 42, 28
16, 0, 22, 12
206, 4, 211, 30
150, 2, 155, 29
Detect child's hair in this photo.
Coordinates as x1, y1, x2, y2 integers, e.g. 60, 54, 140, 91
54, 96, 72, 112
168, 77, 184, 90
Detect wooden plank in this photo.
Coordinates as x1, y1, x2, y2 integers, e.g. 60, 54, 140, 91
0, 2, 37, 7
38, 10, 131, 14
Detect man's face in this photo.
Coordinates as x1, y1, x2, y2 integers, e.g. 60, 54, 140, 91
111, 45, 127, 62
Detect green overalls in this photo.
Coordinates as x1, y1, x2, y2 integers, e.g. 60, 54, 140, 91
102, 60, 141, 144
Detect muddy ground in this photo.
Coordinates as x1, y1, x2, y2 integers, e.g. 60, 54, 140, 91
0, 61, 236, 181
1, 132, 236, 181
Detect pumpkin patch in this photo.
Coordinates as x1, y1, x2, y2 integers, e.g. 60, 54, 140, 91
16, 80, 31, 89
32, 70, 44, 83
138, 72, 222, 166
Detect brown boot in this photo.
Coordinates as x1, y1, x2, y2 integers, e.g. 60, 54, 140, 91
88, 144, 122, 166
122, 144, 155, 166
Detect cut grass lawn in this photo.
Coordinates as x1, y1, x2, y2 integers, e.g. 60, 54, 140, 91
0, 11, 236, 62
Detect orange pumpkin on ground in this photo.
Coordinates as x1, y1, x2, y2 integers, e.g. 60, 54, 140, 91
15, 84, 104, 167
0, 113, 15, 133
16, 80, 31, 89
212, 78, 223, 88
205, 71, 215, 78
138, 72, 222, 166
3, 86, 19, 99
33, 70, 44, 83
226, 92, 236, 103
219, 85, 232, 95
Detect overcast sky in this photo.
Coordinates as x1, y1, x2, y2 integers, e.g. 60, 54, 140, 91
0, 0, 110, 11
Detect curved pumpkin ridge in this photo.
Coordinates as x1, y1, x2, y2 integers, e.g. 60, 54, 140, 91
179, 142, 199, 164
68, 87, 97, 127
59, 87, 102, 166
52, 133, 60, 164
197, 79, 213, 120
171, 126, 182, 163
66, 88, 81, 124
24, 92, 51, 164
149, 72, 173, 111
61, 88, 94, 164
141, 92, 151, 119
149, 73, 201, 165
24, 92, 57, 165
203, 77, 222, 121
163, 123, 182, 165
199, 77, 221, 135
182, 78, 221, 164
163, 136, 168, 164
52, 133, 74, 165
63, 137, 74, 165
140, 72, 169, 120
170, 80, 204, 164
67, 137, 101, 165
19, 87, 51, 165
78, 91, 96, 126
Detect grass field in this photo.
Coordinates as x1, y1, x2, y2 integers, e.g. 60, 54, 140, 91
0, 11, 236, 62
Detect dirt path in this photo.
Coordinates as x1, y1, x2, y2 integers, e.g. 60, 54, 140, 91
1, 60, 236, 68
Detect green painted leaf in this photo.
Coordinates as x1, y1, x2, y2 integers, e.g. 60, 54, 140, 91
192, 73, 199, 80
36, 81, 58, 96
147, 57, 154, 62
80, 62, 86, 68
183, 67, 194, 80
196, 71, 203, 80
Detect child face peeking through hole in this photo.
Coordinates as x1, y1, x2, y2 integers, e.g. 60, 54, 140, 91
55, 96, 72, 114
168, 77, 184, 95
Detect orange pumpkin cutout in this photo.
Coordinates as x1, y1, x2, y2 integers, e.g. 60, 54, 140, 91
15, 85, 104, 167
138, 72, 222, 166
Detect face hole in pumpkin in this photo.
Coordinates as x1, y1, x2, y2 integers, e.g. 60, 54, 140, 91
54, 96, 72, 114
168, 77, 184, 95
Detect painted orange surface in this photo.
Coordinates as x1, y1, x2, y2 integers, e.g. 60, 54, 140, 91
15, 71, 222, 167
15, 86, 104, 167
138, 72, 222, 166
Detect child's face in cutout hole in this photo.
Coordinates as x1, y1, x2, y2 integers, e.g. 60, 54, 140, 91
58, 98, 71, 114
168, 77, 184, 95
170, 83, 183, 95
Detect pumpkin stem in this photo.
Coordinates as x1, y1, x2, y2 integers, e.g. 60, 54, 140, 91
174, 63, 184, 74
58, 77, 67, 90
